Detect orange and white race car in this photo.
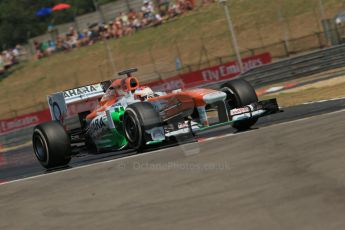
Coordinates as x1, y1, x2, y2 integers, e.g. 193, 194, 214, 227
32, 68, 281, 169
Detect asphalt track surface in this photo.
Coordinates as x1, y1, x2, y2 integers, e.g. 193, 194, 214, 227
0, 98, 345, 229
1, 97, 345, 182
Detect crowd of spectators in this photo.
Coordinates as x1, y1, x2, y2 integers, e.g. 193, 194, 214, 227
34, 0, 196, 59
0, 45, 27, 75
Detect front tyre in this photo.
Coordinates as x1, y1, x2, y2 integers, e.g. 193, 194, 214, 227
32, 121, 71, 169
221, 79, 259, 131
123, 102, 162, 151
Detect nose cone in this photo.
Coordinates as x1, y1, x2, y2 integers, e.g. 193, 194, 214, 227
203, 91, 227, 104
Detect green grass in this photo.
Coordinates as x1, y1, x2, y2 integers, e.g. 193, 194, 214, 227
1, 0, 345, 118
260, 80, 345, 107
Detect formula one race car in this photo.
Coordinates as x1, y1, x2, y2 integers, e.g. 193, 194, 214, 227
32, 68, 281, 169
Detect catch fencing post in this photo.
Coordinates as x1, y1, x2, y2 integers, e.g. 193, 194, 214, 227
92, 0, 117, 76
219, 0, 244, 73
174, 38, 183, 71
282, 40, 290, 57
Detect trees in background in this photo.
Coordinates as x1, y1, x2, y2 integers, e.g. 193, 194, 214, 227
0, 0, 115, 49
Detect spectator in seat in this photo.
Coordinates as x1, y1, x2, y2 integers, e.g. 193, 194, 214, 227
34, 40, 43, 59
47, 40, 56, 53
55, 36, 64, 51
58, 34, 72, 51
131, 15, 142, 31
121, 12, 130, 27
68, 27, 79, 48
157, 0, 170, 17
123, 23, 134, 36
119, 13, 133, 36
12, 46, 20, 57
168, 2, 182, 18
77, 31, 85, 46
113, 18, 124, 38
178, 0, 189, 12
2, 50, 13, 68
152, 12, 163, 27
66, 34, 76, 49
89, 27, 100, 44
40, 41, 50, 56
13, 44, 27, 62
22, 0, 199, 62
99, 24, 111, 40
141, 0, 155, 25
128, 9, 137, 21
185, 0, 195, 10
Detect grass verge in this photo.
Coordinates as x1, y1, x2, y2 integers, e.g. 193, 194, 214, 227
260, 81, 345, 107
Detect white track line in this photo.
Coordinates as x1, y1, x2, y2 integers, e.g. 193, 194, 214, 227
1, 108, 345, 186
302, 96, 345, 105
0, 145, 181, 186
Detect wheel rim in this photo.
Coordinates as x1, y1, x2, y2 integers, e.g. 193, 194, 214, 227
124, 115, 139, 144
33, 134, 47, 162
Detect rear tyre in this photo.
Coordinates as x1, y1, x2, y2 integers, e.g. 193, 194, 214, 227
32, 121, 71, 169
221, 79, 259, 131
123, 102, 162, 151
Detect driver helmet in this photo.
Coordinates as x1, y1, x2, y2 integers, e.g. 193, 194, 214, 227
134, 86, 154, 101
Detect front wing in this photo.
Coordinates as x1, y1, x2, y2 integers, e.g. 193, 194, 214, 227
145, 98, 282, 144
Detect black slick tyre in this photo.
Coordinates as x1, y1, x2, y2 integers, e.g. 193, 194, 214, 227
123, 102, 162, 151
221, 79, 259, 131
32, 121, 71, 169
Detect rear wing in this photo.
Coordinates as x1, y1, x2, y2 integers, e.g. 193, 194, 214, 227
63, 83, 107, 104
47, 80, 112, 130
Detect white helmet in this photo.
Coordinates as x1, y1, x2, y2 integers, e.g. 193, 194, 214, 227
134, 86, 154, 101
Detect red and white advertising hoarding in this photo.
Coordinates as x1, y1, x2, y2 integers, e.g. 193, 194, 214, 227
147, 52, 271, 91
0, 109, 51, 134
